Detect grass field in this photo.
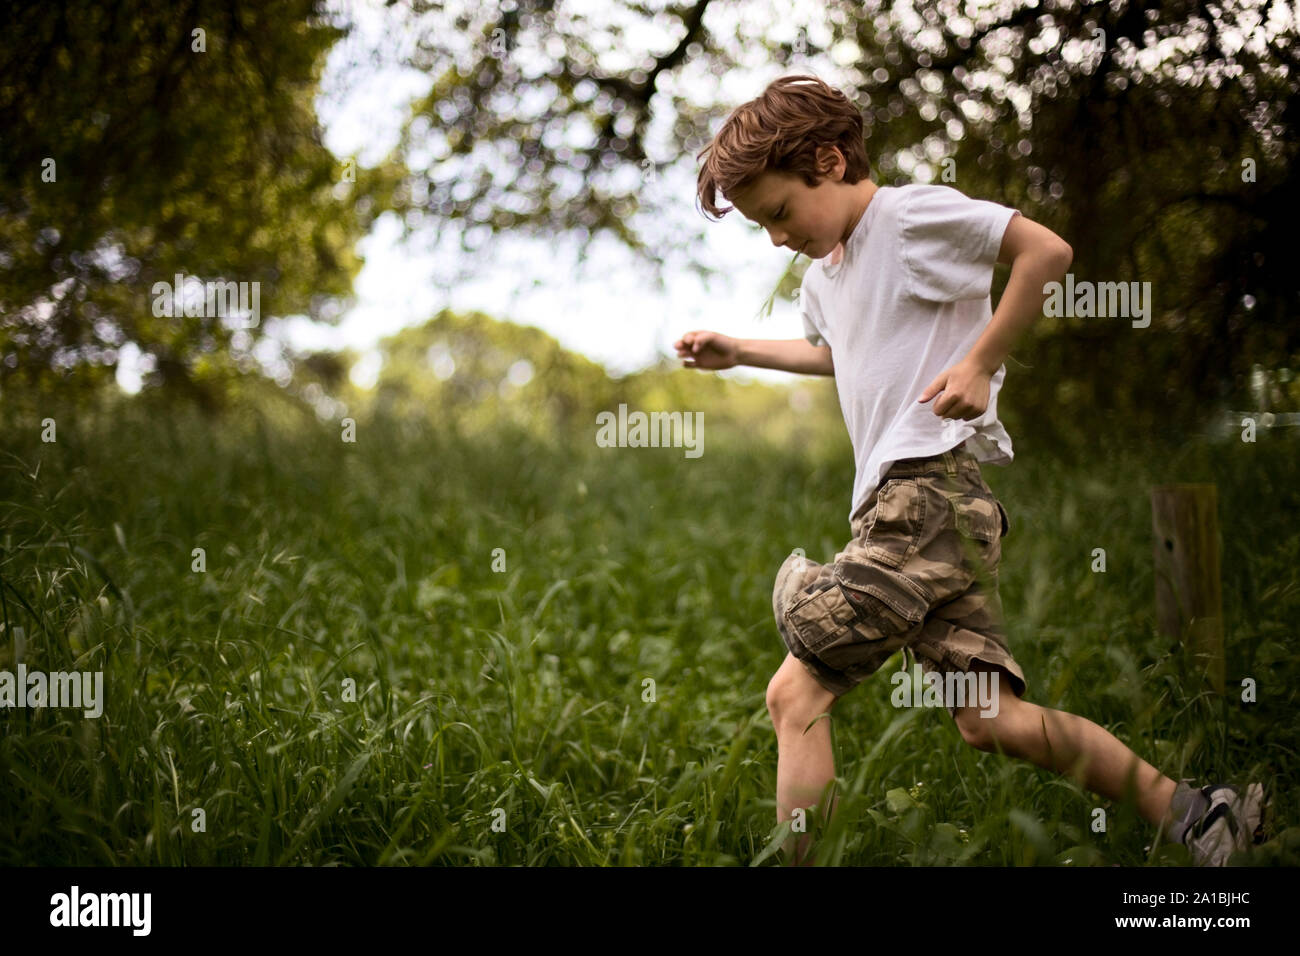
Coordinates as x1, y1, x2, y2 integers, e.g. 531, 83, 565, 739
2, 391, 1297, 865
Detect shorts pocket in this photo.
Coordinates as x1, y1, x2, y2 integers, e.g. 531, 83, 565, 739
863, 479, 925, 569
948, 490, 1003, 543
785, 584, 859, 655
833, 561, 930, 625
817, 580, 923, 673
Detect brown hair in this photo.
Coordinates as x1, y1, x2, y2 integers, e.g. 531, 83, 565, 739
695, 74, 871, 220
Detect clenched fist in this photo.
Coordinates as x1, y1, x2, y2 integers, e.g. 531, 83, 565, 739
674, 330, 739, 370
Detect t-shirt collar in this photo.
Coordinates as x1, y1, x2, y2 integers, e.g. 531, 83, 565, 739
821, 185, 886, 278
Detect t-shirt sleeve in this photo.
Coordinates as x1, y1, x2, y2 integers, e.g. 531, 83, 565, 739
797, 278, 826, 347
900, 185, 1020, 302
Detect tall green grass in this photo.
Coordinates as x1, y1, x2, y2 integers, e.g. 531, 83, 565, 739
1, 391, 1296, 865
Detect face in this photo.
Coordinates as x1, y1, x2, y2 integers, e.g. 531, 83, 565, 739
729, 149, 848, 258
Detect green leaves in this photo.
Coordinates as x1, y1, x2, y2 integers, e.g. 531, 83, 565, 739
1, 0, 398, 406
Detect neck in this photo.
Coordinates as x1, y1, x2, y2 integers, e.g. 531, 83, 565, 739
840, 180, 879, 247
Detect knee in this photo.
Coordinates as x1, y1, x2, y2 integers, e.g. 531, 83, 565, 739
953, 708, 997, 751
765, 670, 795, 723
766, 663, 834, 732
951, 665, 1021, 751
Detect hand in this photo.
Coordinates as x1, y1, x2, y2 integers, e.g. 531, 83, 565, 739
917, 358, 991, 420
674, 330, 739, 370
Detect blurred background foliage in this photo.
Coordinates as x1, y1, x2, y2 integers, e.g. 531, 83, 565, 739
361, 309, 847, 455
1, 0, 1297, 868
0, 0, 400, 412
2, 0, 1298, 454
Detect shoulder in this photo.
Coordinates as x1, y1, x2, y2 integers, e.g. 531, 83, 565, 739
897, 183, 978, 220
896, 184, 1012, 250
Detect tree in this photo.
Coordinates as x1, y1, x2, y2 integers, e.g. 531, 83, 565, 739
379, 0, 1297, 444
0, 0, 401, 411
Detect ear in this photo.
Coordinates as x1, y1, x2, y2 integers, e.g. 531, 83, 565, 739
816, 144, 843, 180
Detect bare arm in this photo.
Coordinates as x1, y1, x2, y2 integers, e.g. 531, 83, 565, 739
917, 214, 1071, 419
964, 214, 1072, 375
675, 331, 834, 376
737, 338, 834, 376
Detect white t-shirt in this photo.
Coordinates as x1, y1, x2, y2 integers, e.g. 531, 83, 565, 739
798, 183, 1021, 524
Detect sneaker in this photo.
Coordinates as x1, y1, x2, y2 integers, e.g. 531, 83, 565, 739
1181, 782, 1266, 866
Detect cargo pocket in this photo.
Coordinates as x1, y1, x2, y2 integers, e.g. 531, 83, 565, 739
944, 489, 1004, 580
818, 569, 928, 673
948, 490, 1003, 543
834, 559, 930, 625
785, 584, 859, 657
862, 478, 926, 569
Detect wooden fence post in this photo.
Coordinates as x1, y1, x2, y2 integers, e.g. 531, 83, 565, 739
1151, 484, 1225, 694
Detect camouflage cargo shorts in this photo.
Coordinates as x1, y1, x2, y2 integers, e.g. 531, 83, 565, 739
773, 440, 1027, 710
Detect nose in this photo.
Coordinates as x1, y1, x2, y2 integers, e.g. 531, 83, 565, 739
768, 229, 788, 248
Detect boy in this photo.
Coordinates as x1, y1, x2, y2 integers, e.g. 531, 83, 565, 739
678, 74, 1265, 866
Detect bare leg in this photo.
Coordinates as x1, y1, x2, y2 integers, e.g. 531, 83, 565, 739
953, 662, 1179, 826
767, 652, 840, 865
